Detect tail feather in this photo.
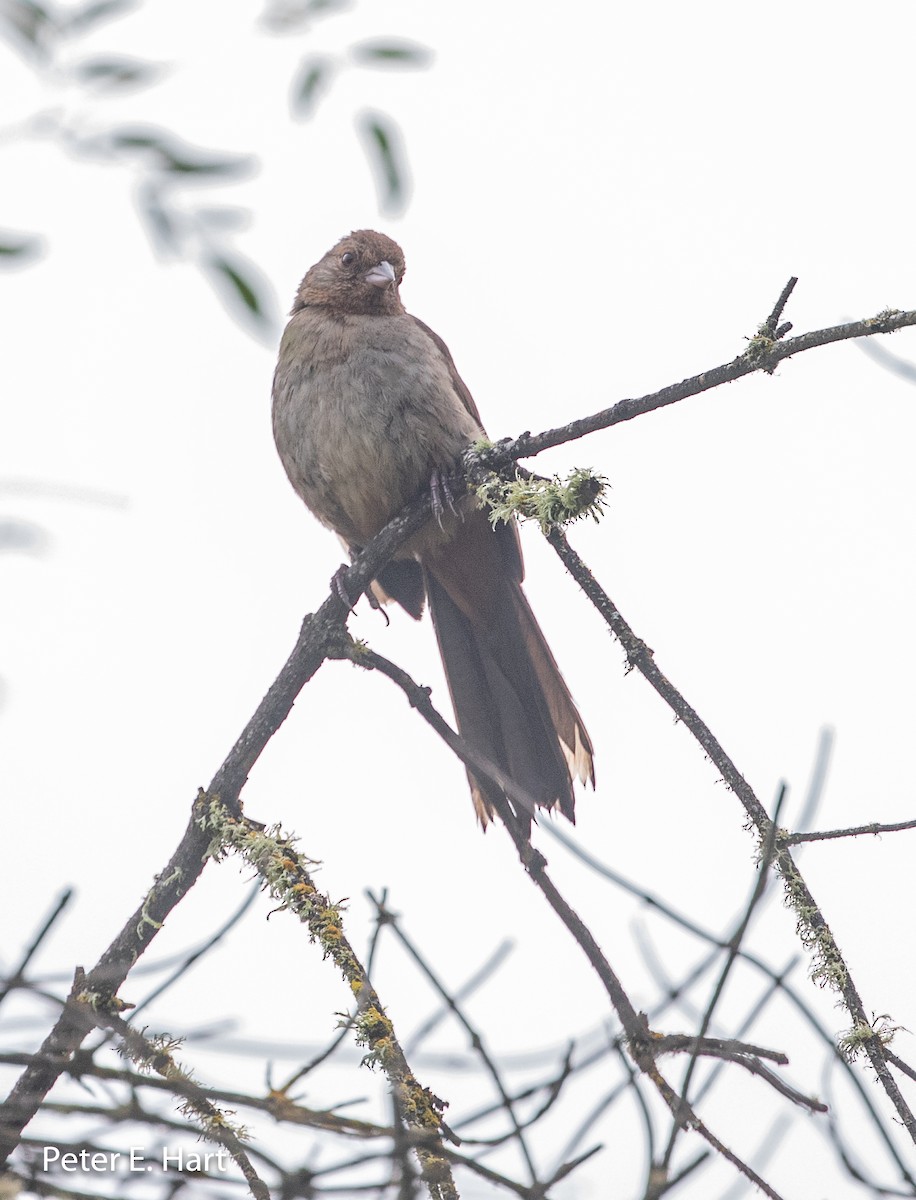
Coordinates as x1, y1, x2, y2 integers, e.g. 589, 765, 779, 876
510, 587, 595, 792
424, 561, 593, 829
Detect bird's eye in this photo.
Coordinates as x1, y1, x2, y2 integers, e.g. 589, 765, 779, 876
340, 251, 356, 267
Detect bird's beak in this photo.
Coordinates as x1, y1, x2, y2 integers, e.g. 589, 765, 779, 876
364, 259, 396, 289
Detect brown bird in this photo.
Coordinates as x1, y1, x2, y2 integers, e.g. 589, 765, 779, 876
271, 229, 594, 829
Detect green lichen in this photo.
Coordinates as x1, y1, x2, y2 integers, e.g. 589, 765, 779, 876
476, 466, 607, 535
776, 853, 848, 993
199, 793, 451, 1180
837, 1015, 904, 1063
743, 331, 778, 368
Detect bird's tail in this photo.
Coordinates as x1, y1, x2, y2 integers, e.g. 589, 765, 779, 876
424, 553, 594, 831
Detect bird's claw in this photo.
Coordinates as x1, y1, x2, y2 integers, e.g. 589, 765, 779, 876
364, 585, 391, 625
430, 468, 459, 530
331, 564, 357, 614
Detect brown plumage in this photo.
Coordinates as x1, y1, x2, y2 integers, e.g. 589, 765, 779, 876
271, 230, 594, 829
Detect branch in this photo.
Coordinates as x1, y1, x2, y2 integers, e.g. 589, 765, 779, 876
350, 642, 791, 1200
0, 493, 439, 1166
544, 526, 916, 1143
196, 799, 459, 1199
783, 818, 916, 846
4, 285, 912, 1177
365, 892, 539, 1180
471, 303, 916, 468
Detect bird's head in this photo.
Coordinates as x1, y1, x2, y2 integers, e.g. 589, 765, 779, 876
293, 230, 407, 316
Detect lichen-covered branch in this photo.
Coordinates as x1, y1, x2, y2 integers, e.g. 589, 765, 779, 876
196, 795, 458, 1200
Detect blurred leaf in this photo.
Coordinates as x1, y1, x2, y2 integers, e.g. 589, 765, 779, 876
106, 128, 164, 152
854, 335, 916, 386
63, 0, 136, 35
162, 151, 253, 178
203, 251, 278, 338
0, 518, 49, 555
0, 0, 57, 60
350, 38, 432, 69
290, 53, 335, 118
72, 54, 162, 91
196, 206, 250, 231
136, 182, 181, 254
209, 257, 261, 316
0, 229, 43, 265
261, 0, 348, 33
357, 111, 410, 216
107, 126, 255, 179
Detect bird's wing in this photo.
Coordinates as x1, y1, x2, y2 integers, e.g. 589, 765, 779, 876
409, 315, 524, 583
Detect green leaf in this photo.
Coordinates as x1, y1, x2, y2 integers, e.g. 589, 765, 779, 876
209, 257, 261, 314
350, 38, 432, 68
203, 252, 277, 339
290, 54, 335, 118
107, 128, 164, 152
357, 111, 410, 215
107, 126, 254, 179
161, 151, 252, 178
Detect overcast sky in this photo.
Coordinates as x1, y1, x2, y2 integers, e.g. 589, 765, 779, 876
2, 2, 916, 1197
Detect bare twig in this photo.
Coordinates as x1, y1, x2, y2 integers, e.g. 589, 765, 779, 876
760, 276, 798, 337
197, 801, 459, 1199
0, 890, 73, 1010
406, 939, 515, 1054
4, 291, 914, 1192
783, 818, 916, 846
487, 306, 916, 465
351, 643, 790, 1199
543, 526, 916, 1144
662, 787, 789, 1167
365, 891, 539, 1184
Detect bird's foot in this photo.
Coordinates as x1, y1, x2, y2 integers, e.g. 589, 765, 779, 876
331, 564, 357, 614
364, 585, 391, 625
430, 467, 459, 530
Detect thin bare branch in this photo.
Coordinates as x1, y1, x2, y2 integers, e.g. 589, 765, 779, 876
783, 818, 916, 846
365, 892, 540, 1185
544, 526, 916, 1144
353, 642, 793, 1199
0, 890, 73, 1010
482, 305, 916, 466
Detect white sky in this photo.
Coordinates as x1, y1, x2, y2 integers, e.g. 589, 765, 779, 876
2, 2, 916, 1196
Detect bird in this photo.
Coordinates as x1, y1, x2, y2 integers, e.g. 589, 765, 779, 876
271, 229, 594, 831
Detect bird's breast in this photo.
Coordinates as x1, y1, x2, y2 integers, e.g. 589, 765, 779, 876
271, 311, 481, 548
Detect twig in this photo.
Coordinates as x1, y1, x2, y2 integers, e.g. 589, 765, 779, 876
0, 492, 441, 1165
0, 890, 73, 1010
49, 985, 269, 1200
544, 526, 916, 1144
544, 818, 915, 1184
886, 1051, 916, 1084
352, 643, 790, 1199
365, 891, 539, 1185
791, 726, 834, 838
760, 276, 798, 337
475, 305, 916, 467
4, 289, 914, 1185
783, 818, 916, 846
662, 787, 788, 1167
197, 801, 459, 1199
406, 939, 515, 1054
